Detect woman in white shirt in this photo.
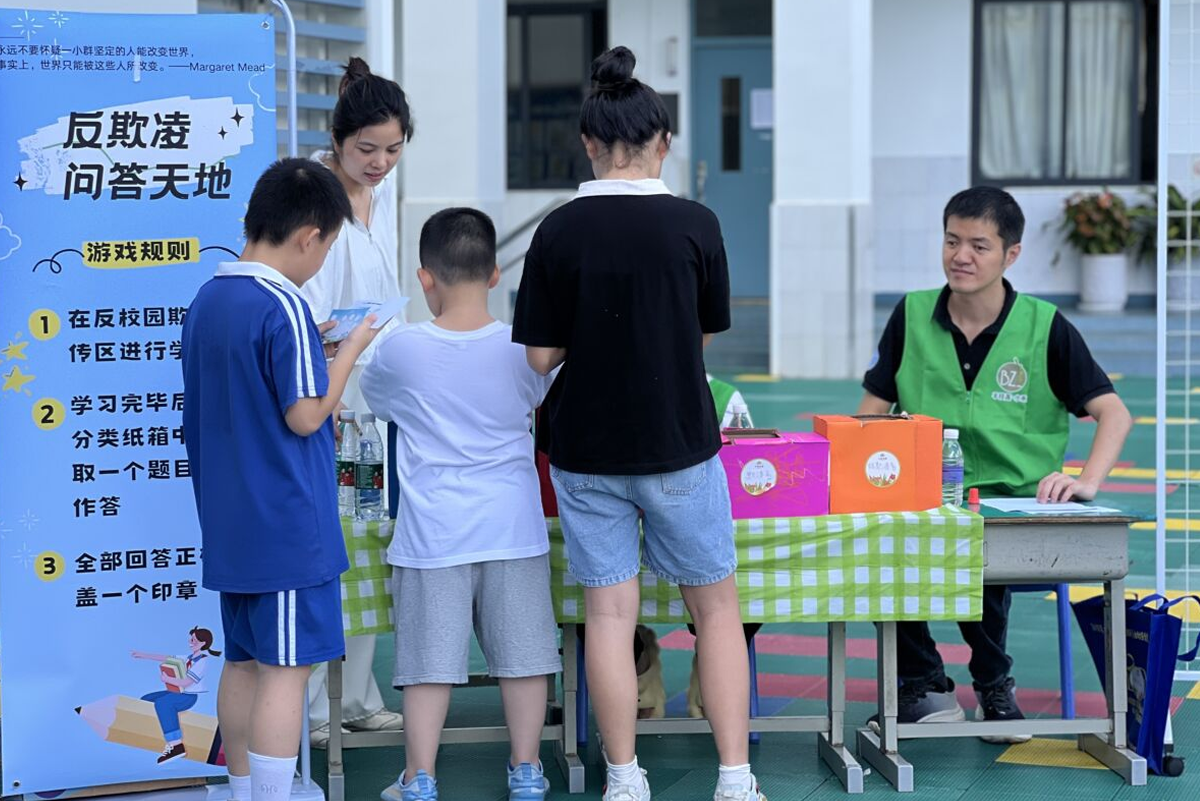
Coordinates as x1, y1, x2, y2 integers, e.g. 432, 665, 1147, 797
302, 57, 412, 744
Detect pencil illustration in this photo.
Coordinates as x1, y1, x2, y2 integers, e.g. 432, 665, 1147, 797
75, 695, 225, 766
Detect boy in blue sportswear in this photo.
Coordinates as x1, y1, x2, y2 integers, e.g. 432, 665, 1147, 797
182, 158, 380, 801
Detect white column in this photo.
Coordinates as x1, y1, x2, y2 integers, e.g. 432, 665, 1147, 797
771, 1, 873, 378
364, 0, 395, 81
399, 0, 506, 322
607, 0, 691, 193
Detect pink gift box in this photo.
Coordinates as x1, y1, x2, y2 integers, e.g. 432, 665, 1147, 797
718, 430, 830, 519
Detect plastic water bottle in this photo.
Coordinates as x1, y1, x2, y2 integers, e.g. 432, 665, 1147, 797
355, 412, 385, 521
942, 428, 964, 506
728, 399, 753, 429
336, 410, 358, 518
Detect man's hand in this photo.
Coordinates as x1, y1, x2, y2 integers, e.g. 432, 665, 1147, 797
1036, 472, 1099, 503
1039, 392, 1131, 504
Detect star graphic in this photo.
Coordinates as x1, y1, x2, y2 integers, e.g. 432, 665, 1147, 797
13, 173, 26, 190
218, 126, 228, 139
12, 10, 43, 42
1, 365, 35, 393
231, 109, 244, 127
11, 542, 34, 570
1, 340, 28, 360
49, 11, 69, 28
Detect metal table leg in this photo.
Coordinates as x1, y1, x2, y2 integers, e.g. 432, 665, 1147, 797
857, 621, 913, 792
1079, 579, 1146, 785
327, 657, 346, 801
555, 624, 586, 793
818, 622, 864, 793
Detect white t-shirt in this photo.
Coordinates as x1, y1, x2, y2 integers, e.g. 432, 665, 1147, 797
360, 321, 555, 569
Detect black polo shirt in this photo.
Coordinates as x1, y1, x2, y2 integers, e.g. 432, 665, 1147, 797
863, 280, 1114, 416
513, 180, 730, 475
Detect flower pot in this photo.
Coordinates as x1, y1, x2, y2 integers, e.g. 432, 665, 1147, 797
1078, 253, 1129, 313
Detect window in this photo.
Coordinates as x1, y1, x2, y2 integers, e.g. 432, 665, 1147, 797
507, 2, 607, 190
695, 0, 772, 37
972, 0, 1158, 185
201, 0, 367, 157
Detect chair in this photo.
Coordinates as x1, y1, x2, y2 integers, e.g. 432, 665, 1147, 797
1010, 583, 1075, 719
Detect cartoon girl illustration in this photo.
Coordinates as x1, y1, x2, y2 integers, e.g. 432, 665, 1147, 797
131, 626, 221, 764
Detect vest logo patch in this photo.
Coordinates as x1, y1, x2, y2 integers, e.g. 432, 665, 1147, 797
740, 458, 778, 497
992, 357, 1029, 404
865, 451, 900, 488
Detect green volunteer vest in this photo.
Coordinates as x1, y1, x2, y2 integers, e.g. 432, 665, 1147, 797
708, 377, 736, 424
894, 290, 1068, 496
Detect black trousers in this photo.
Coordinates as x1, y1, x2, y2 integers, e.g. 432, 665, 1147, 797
895, 584, 1013, 691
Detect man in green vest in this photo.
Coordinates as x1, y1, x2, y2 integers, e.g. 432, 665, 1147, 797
858, 186, 1132, 741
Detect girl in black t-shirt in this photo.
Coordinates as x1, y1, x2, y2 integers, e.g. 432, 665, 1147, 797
512, 46, 764, 801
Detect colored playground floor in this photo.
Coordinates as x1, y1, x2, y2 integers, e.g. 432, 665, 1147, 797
319, 374, 1200, 800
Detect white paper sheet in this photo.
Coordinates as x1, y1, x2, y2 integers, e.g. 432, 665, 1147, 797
981, 497, 1122, 515
321, 296, 409, 342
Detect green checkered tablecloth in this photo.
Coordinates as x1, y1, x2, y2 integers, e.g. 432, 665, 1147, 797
339, 517, 394, 636
548, 506, 984, 623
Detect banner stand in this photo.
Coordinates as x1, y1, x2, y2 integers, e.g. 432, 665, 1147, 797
1, 2, 319, 799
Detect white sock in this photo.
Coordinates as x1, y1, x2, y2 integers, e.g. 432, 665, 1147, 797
718, 763, 752, 789
228, 774, 251, 801
248, 752, 297, 801
605, 756, 642, 787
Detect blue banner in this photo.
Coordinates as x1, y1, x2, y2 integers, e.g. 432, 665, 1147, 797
0, 12, 276, 793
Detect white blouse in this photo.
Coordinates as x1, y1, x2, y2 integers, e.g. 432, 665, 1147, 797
300, 151, 403, 371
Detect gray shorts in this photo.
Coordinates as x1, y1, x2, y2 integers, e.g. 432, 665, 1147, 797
391, 554, 561, 687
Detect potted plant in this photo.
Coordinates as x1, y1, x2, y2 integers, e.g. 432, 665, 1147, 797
1130, 185, 1200, 311
1060, 190, 1136, 313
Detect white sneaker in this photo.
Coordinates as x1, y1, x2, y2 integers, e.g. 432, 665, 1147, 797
602, 769, 651, 801
309, 722, 351, 748
713, 774, 766, 801
347, 710, 405, 731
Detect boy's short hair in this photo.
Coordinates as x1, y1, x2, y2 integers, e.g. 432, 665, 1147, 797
243, 157, 352, 246
943, 186, 1025, 251
419, 208, 497, 285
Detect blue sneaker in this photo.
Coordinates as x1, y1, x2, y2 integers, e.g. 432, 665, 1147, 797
380, 770, 438, 801
507, 761, 549, 800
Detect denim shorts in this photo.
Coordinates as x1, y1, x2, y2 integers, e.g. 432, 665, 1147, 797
550, 453, 736, 588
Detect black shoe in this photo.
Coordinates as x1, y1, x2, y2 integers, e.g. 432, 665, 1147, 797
973, 677, 1031, 744
156, 742, 186, 764
868, 677, 965, 729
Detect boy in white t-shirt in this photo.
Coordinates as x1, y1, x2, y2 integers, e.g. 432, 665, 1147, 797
360, 208, 560, 801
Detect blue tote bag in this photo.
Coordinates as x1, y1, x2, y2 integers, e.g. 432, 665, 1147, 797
1072, 593, 1199, 775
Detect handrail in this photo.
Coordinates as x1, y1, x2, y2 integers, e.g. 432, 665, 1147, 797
496, 195, 572, 256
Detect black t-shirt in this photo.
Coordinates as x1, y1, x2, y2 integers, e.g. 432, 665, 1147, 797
863, 280, 1114, 417
513, 186, 731, 475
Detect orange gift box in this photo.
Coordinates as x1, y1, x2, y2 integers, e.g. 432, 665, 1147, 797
812, 414, 943, 514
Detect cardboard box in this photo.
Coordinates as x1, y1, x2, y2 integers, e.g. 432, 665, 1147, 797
718, 429, 830, 519
812, 414, 942, 513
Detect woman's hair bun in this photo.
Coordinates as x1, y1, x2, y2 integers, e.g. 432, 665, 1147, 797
339, 56, 373, 97
591, 46, 636, 91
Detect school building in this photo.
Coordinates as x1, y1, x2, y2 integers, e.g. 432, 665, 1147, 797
27, 0, 1160, 378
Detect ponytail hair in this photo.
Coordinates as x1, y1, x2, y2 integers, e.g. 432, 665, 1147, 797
579, 46, 670, 151
332, 56, 414, 146
190, 626, 222, 657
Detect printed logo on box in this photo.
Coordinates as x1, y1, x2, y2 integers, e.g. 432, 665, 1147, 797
740, 458, 778, 496
992, 356, 1029, 404
865, 451, 900, 488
